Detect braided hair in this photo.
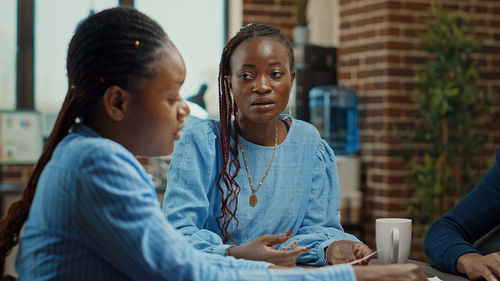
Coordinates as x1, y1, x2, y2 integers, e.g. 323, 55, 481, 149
0, 7, 169, 279
216, 23, 294, 243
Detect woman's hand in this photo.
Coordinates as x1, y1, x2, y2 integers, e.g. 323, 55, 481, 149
456, 252, 500, 281
269, 262, 427, 280
325, 240, 373, 265
353, 263, 427, 281
228, 231, 309, 267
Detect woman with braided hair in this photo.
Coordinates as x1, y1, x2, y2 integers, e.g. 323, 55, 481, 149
163, 23, 379, 268
1, 6, 191, 280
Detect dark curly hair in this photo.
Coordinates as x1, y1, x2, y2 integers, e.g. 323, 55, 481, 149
216, 23, 294, 244
0, 7, 169, 279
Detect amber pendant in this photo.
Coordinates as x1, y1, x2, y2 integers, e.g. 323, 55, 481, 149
249, 193, 258, 207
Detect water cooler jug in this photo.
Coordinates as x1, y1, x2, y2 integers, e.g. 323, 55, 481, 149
309, 86, 360, 156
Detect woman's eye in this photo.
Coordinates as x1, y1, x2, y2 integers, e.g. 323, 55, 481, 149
271, 70, 284, 79
239, 72, 254, 80
167, 97, 180, 105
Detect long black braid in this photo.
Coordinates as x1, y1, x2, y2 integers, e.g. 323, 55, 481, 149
216, 23, 294, 244
0, 7, 169, 279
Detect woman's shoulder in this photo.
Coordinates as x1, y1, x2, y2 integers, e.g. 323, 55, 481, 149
286, 115, 322, 142
285, 116, 335, 162
181, 118, 219, 140
59, 132, 135, 167
172, 118, 220, 157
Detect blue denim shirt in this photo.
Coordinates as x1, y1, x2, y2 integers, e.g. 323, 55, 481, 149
163, 115, 359, 266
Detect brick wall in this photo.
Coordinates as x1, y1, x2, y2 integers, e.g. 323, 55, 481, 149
242, 0, 500, 261
242, 0, 297, 39
338, 0, 500, 261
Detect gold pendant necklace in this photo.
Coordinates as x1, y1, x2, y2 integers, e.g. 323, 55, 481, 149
238, 126, 278, 207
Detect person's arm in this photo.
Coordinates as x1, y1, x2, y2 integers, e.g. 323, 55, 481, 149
75, 141, 275, 280
74, 140, 363, 281
278, 140, 362, 266
163, 120, 317, 267
162, 120, 232, 256
424, 160, 500, 275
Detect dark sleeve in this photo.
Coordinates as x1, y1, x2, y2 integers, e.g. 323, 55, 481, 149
424, 156, 500, 274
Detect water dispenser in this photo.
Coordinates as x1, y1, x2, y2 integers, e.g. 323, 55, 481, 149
309, 86, 360, 156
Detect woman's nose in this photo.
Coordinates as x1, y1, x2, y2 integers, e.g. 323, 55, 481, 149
178, 99, 190, 118
252, 76, 271, 94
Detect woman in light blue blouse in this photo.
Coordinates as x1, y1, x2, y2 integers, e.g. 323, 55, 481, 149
163, 24, 372, 267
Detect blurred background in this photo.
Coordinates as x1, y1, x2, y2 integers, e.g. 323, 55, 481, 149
1, 0, 499, 276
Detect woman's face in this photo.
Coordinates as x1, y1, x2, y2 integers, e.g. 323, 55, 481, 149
228, 36, 294, 125
125, 43, 190, 157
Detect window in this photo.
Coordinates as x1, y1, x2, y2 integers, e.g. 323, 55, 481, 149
0, 0, 17, 110
135, 0, 225, 115
29, 0, 225, 116
35, 0, 119, 112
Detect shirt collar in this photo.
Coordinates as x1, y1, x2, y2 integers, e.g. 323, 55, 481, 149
70, 123, 102, 138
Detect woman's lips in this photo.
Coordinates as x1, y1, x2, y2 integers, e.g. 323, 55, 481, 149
252, 98, 274, 105
251, 103, 275, 111
174, 124, 184, 140
251, 98, 275, 110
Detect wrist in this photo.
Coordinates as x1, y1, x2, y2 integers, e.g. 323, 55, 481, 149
226, 245, 236, 257
325, 245, 333, 265
227, 245, 246, 259
456, 252, 480, 273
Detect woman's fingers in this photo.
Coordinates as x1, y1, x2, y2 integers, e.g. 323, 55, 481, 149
355, 243, 373, 258
338, 242, 357, 263
353, 243, 375, 265
269, 245, 309, 267
258, 231, 293, 246
328, 240, 370, 264
280, 241, 298, 250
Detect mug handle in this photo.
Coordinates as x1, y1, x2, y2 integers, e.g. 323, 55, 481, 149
391, 228, 399, 263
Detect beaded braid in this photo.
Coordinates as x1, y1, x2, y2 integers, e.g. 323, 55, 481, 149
216, 23, 295, 244
0, 7, 169, 280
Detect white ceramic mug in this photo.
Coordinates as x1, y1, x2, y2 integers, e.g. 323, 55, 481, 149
376, 218, 412, 264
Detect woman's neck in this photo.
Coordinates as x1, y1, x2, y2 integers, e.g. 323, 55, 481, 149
237, 117, 289, 146
237, 119, 277, 146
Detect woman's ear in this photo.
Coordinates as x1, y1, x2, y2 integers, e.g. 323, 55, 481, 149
102, 85, 131, 121
290, 71, 296, 84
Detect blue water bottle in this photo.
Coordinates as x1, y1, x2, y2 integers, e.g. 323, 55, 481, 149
309, 86, 360, 156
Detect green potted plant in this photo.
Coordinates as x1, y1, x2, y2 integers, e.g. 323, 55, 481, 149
293, 0, 309, 45
401, 5, 493, 238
